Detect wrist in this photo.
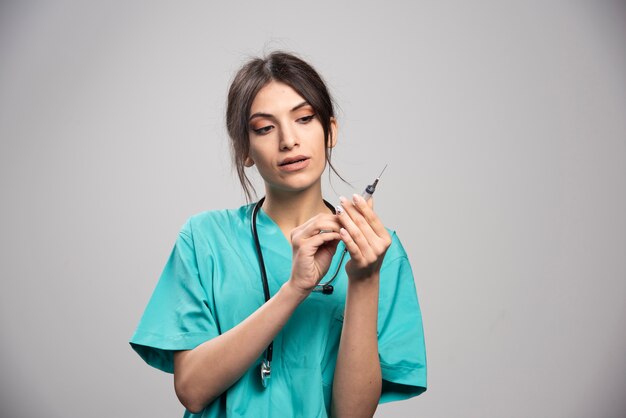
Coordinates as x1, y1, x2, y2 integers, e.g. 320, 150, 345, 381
347, 273, 380, 298
280, 280, 310, 304
347, 270, 380, 285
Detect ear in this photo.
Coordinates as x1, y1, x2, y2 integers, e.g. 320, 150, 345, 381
244, 156, 255, 167
328, 117, 338, 149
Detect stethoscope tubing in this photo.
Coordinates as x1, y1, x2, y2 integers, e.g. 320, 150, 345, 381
251, 197, 346, 386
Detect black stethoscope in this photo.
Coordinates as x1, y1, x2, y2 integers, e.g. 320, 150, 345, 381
251, 197, 347, 387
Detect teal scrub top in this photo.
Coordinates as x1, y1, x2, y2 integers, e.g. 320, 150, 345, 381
130, 203, 427, 417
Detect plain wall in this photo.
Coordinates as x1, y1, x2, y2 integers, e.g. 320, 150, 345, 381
1, 1, 625, 417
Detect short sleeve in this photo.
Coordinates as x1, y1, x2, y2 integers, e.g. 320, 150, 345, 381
129, 220, 219, 373
377, 231, 427, 403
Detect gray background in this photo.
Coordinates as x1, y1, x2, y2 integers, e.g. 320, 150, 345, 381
1, 1, 625, 417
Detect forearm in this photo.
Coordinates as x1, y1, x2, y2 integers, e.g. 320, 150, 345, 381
174, 280, 306, 413
331, 274, 382, 418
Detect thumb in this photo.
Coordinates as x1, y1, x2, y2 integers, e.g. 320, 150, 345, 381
321, 238, 340, 254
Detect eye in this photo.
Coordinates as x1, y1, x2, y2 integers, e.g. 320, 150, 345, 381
252, 125, 273, 135
297, 114, 316, 123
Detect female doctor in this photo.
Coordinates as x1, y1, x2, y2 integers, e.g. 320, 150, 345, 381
130, 51, 427, 417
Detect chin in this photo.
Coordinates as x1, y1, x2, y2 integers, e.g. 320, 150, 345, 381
269, 177, 322, 194
264, 165, 326, 193
275, 183, 317, 193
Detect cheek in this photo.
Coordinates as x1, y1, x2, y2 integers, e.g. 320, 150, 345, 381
248, 144, 272, 169
304, 125, 325, 148
315, 133, 329, 157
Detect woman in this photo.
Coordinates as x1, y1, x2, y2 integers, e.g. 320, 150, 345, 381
130, 51, 427, 417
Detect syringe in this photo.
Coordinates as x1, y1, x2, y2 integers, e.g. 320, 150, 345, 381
361, 164, 388, 201
316, 165, 389, 295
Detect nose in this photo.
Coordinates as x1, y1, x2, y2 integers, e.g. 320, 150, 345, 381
278, 124, 299, 150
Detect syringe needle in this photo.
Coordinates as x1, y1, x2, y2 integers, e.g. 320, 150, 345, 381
376, 164, 388, 180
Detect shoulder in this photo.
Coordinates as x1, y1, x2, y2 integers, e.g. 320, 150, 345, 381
179, 203, 256, 239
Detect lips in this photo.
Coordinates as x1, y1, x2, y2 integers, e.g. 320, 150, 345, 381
279, 155, 309, 166
278, 155, 311, 172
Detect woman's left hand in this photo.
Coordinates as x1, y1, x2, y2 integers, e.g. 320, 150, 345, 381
336, 194, 392, 281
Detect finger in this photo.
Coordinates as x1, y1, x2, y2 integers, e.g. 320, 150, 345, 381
321, 235, 340, 249
336, 197, 376, 260
351, 194, 388, 239
319, 236, 340, 256
307, 213, 341, 228
299, 213, 339, 230
294, 215, 342, 240
338, 196, 377, 247
305, 231, 342, 249
338, 227, 363, 260
305, 218, 342, 237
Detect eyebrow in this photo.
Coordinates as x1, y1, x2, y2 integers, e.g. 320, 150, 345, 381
248, 101, 311, 122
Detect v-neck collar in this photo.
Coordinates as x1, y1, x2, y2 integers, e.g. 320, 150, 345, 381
256, 205, 292, 253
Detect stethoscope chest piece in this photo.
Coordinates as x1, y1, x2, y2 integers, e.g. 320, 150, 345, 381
260, 359, 271, 388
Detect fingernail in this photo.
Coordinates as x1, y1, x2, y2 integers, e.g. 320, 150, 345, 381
353, 194, 362, 204
335, 204, 344, 214
339, 196, 347, 203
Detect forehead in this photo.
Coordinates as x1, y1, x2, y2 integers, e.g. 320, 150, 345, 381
250, 81, 307, 114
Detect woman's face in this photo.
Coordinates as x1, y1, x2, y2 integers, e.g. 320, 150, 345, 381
245, 81, 336, 194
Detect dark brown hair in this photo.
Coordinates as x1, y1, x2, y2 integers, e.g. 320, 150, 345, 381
226, 51, 346, 202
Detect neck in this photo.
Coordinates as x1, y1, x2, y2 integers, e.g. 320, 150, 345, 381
262, 182, 332, 242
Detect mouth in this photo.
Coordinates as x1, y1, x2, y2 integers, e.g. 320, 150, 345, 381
278, 156, 311, 172
278, 156, 310, 167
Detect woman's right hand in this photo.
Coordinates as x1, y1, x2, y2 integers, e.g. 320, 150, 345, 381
288, 214, 342, 296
